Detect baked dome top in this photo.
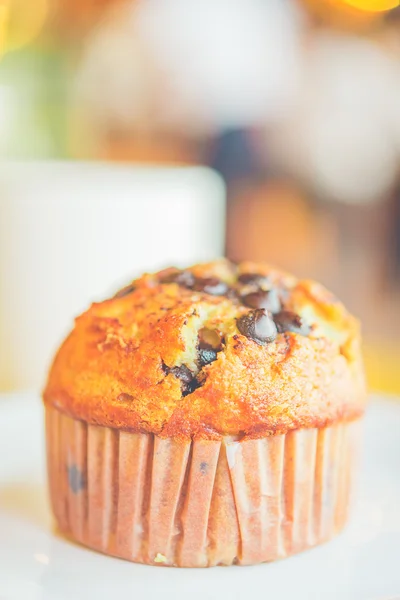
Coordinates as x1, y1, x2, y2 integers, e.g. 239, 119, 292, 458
43, 259, 366, 439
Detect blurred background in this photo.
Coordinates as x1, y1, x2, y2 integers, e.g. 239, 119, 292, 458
0, 0, 400, 393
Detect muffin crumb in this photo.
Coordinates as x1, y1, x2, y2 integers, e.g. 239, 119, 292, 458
154, 553, 167, 564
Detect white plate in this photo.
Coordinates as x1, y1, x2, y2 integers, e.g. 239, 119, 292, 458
1, 393, 400, 600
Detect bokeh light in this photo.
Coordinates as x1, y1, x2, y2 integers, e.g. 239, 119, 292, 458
0, 0, 48, 55
342, 0, 398, 11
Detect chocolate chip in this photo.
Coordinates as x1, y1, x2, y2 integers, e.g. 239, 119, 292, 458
241, 289, 281, 313
237, 273, 271, 288
182, 377, 202, 396
168, 364, 200, 396
170, 364, 193, 385
175, 271, 196, 287
237, 309, 277, 345
163, 362, 204, 395
197, 328, 222, 366
193, 277, 228, 296
160, 270, 195, 288
68, 464, 86, 494
161, 361, 169, 375
198, 347, 218, 367
274, 310, 311, 336
114, 283, 136, 298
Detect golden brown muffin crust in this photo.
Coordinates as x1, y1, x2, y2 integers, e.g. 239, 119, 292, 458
43, 259, 366, 439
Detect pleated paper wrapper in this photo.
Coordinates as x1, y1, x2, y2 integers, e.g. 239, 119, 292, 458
45, 405, 361, 567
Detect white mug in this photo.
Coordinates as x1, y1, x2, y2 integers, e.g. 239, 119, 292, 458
0, 161, 225, 392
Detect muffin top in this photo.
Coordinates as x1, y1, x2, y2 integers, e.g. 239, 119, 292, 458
43, 259, 366, 439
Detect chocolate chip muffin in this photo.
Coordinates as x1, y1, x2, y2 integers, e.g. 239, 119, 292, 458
43, 259, 366, 567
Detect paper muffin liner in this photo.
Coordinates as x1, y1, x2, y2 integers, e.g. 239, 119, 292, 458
45, 405, 361, 567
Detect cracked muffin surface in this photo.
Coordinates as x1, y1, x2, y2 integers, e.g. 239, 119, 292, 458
43, 259, 366, 439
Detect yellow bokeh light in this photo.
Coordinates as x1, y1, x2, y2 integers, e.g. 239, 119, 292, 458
0, 4, 9, 57
341, 0, 398, 11
0, 0, 48, 56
